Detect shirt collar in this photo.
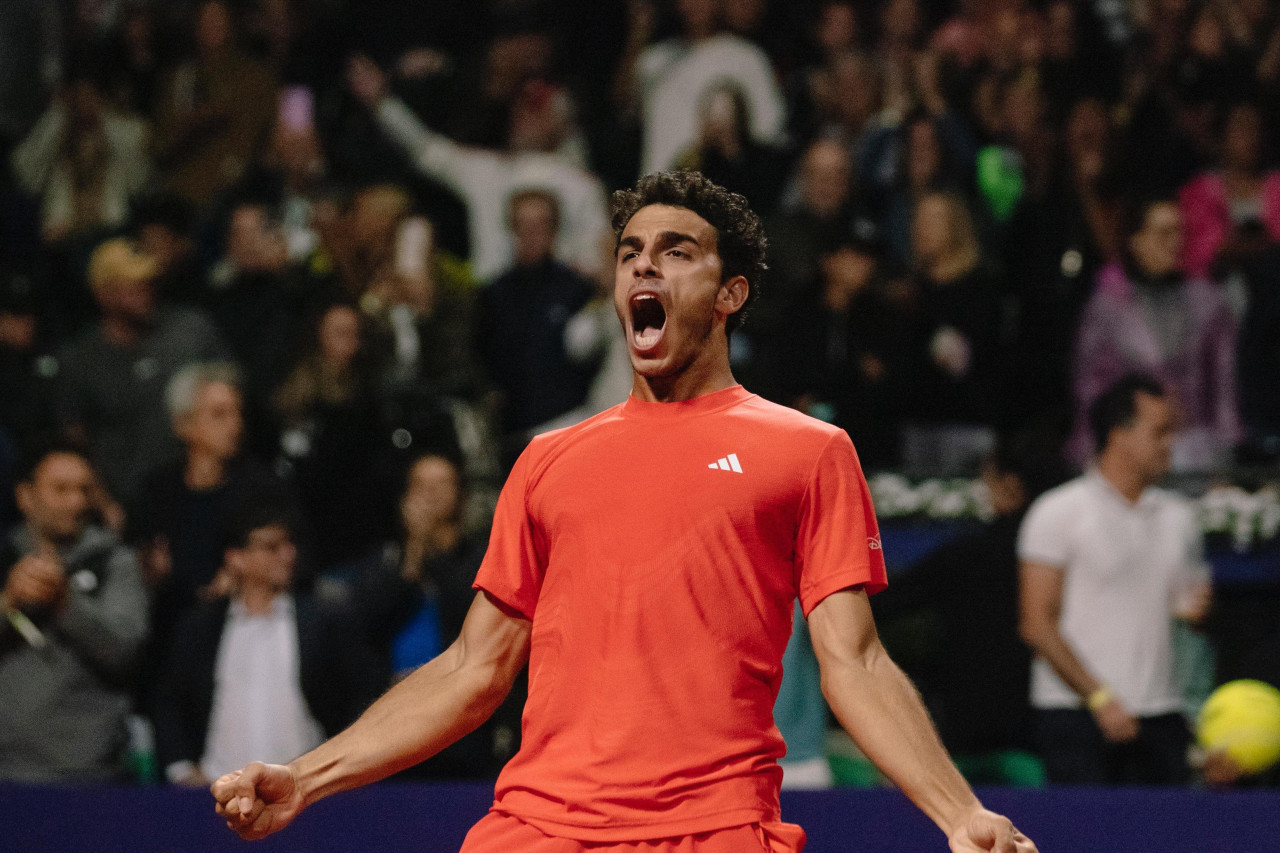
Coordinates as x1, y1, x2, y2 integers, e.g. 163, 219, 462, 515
228, 593, 295, 620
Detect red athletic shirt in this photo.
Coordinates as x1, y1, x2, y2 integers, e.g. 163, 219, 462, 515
474, 385, 887, 841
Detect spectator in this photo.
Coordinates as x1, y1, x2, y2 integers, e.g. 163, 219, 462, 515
274, 300, 386, 570
0, 441, 147, 783
347, 55, 610, 283
475, 190, 599, 456
899, 191, 1002, 475
152, 0, 279, 206
323, 452, 519, 779
673, 83, 786, 216
1019, 374, 1212, 785
0, 273, 57, 449
153, 502, 380, 787
131, 194, 202, 308
1071, 196, 1240, 469
874, 434, 1070, 773
54, 238, 228, 506
1005, 97, 1121, 438
10, 67, 150, 245
772, 222, 905, 470
627, 0, 786, 178
128, 363, 290, 705
1179, 100, 1280, 280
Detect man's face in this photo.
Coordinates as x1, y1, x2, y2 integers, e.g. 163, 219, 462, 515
801, 141, 851, 219
1112, 392, 1176, 483
17, 454, 94, 543
511, 196, 558, 267
1130, 202, 1184, 278
177, 381, 243, 462
227, 525, 297, 592
401, 456, 461, 533
614, 205, 739, 380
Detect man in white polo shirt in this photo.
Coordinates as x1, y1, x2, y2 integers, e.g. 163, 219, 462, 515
1018, 374, 1212, 784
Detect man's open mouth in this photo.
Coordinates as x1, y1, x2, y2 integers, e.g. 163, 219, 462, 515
630, 292, 667, 351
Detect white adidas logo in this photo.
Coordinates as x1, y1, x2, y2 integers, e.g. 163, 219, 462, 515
708, 453, 743, 473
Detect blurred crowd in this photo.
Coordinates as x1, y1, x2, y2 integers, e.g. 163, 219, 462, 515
1, 0, 1279, 788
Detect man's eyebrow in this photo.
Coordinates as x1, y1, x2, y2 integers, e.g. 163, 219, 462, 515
616, 231, 702, 255
657, 231, 700, 248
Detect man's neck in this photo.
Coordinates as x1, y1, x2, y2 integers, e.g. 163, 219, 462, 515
185, 450, 228, 492
1096, 455, 1149, 504
630, 349, 737, 403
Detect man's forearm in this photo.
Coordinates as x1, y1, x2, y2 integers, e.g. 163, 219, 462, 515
1023, 626, 1100, 701
822, 646, 981, 836
290, 641, 511, 805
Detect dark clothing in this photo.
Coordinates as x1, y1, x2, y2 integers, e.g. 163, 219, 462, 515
872, 515, 1032, 756
53, 307, 229, 503
127, 456, 294, 707
476, 259, 596, 435
1237, 247, 1280, 452
151, 594, 382, 772
327, 536, 524, 779
901, 265, 1004, 427
1034, 709, 1191, 785
772, 285, 909, 470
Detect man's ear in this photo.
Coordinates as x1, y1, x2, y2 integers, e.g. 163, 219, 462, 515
717, 275, 749, 317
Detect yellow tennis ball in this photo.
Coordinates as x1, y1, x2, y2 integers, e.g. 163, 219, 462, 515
1197, 680, 1280, 776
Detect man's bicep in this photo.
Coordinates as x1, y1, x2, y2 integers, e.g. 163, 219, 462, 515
457, 590, 532, 680
1019, 561, 1064, 634
807, 587, 882, 675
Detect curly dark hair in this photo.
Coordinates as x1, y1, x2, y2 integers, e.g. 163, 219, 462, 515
610, 171, 767, 335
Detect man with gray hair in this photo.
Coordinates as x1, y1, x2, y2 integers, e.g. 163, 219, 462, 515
128, 363, 290, 711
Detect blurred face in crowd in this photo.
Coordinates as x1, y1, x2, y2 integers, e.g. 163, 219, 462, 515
1107, 391, 1175, 484
1222, 104, 1263, 173
880, 0, 921, 44
318, 305, 362, 367
615, 204, 745, 380
510, 194, 559, 267
905, 118, 942, 191
401, 455, 462, 535
98, 275, 156, 326
816, 3, 858, 55
17, 453, 94, 544
1066, 98, 1111, 183
911, 194, 955, 266
677, 0, 719, 39
800, 140, 851, 219
821, 247, 876, 313
177, 380, 243, 463
227, 524, 297, 593
196, 1, 233, 57
1130, 202, 1184, 279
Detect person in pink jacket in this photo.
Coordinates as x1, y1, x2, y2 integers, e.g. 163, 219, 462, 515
1179, 101, 1280, 280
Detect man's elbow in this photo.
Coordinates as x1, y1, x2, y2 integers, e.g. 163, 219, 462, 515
1018, 614, 1054, 653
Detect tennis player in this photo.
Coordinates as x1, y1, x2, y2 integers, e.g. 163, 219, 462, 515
212, 172, 1037, 853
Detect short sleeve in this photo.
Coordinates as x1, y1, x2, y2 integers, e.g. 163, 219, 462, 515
1017, 489, 1072, 567
473, 445, 547, 620
795, 431, 888, 616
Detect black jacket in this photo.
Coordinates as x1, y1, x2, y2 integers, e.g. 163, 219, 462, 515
152, 594, 382, 772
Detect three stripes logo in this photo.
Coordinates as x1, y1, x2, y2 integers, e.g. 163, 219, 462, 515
708, 453, 743, 473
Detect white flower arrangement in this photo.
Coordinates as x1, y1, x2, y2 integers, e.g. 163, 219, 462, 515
1197, 485, 1280, 553
869, 476, 1280, 553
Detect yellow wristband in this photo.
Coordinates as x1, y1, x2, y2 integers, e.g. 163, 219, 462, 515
1086, 687, 1113, 712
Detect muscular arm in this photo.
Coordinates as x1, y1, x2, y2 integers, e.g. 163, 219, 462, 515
213, 591, 530, 839
811, 589, 1035, 852
809, 589, 979, 836
294, 590, 529, 800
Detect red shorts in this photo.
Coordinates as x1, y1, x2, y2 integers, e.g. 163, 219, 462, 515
458, 812, 806, 853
